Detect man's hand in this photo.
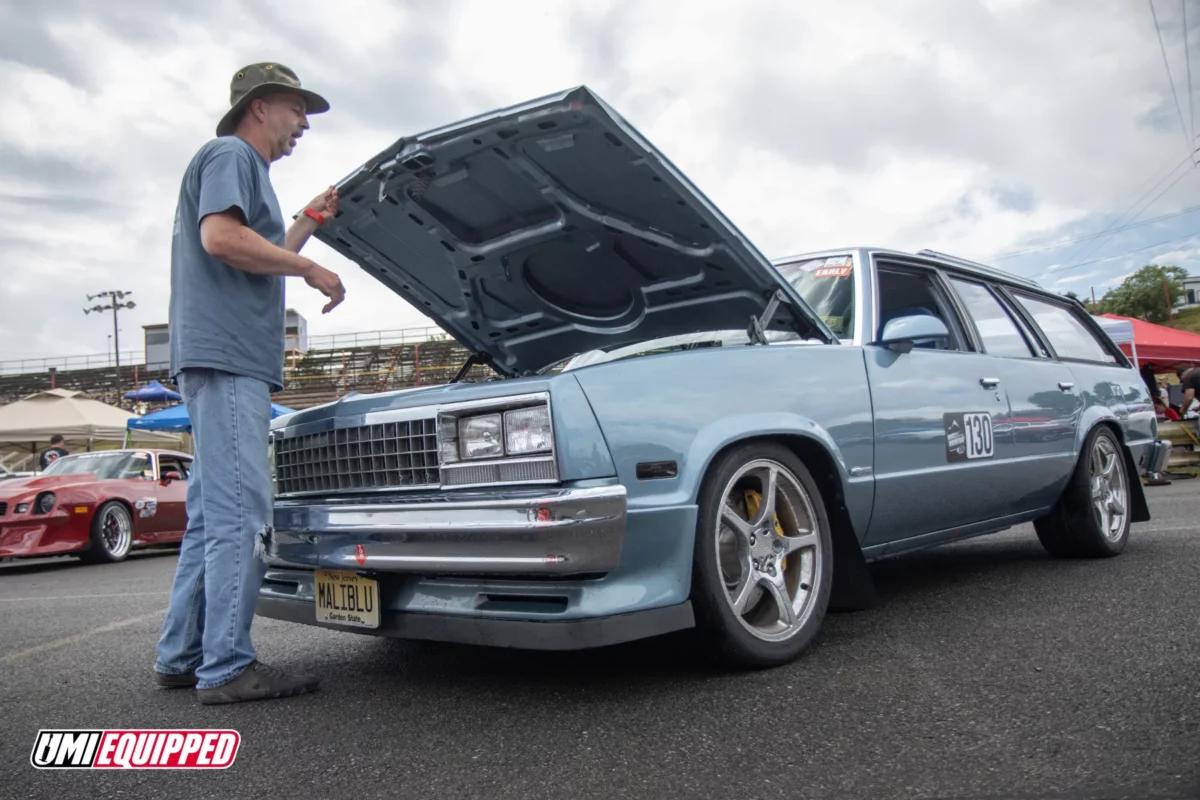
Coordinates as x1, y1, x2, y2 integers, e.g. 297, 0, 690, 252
305, 186, 339, 223
303, 262, 346, 313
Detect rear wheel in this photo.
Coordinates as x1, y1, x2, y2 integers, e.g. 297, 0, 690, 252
690, 442, 833, 668
80, 501, 133, 564
1034, 426, 1130, 558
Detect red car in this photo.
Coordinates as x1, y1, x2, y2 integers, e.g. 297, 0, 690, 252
0, 448, 191, 563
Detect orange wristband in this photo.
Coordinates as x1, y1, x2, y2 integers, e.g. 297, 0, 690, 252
303, 208, 326, 225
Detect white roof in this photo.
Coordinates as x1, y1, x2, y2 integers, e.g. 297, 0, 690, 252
1092, 316, 1134, 345
0, 389, 179, 446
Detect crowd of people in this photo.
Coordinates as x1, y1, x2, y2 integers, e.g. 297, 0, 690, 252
1146, 363, 1200, 421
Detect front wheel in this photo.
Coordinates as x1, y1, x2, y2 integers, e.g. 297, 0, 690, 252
80, 501, 133, 564
689, 442, 833, 668
1034, 426, 1131, 558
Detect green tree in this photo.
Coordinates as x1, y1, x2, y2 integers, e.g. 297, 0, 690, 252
1062, 289, 1085, 306
1095, 264, 1188, 323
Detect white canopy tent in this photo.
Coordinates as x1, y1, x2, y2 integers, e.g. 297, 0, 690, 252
1092, 316, 1138, 366
0, 389, 180, 454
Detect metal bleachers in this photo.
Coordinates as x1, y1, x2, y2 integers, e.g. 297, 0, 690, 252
0, 327, 494, 411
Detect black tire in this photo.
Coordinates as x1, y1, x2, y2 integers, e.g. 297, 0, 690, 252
1034, 426, 1131, 559
79, 501, 133, 564
689, 442, 834, 668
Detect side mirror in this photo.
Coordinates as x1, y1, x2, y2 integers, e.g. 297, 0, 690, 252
878, 314, 950, 354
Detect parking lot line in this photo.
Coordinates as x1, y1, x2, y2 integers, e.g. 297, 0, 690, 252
0, 591, 170, 603
0, 608, 167, 664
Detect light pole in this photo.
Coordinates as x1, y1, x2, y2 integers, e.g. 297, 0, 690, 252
84, 290, 135, 402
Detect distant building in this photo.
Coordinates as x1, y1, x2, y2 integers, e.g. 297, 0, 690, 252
285, 309, 308, 354
1181, 275, 1200, 309
141, 310, 306, 370
143, 324, 170, 370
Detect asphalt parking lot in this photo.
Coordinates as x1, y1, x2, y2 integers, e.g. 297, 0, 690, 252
1, 483, 1197, 800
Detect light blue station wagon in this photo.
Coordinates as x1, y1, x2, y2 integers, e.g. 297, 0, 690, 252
256, 87, 1171, 667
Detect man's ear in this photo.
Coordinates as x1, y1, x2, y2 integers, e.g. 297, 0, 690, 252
243, 95, 275, 127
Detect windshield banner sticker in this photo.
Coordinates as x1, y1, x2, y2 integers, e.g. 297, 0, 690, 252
944, 412, 994, 462
812, 265, 852, 278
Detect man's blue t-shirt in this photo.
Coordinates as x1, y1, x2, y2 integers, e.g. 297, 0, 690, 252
168, 136, 287, 392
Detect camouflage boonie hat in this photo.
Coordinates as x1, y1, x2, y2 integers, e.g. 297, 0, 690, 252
216, 62, 330, 137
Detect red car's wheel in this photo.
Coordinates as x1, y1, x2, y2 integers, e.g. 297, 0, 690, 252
80, 501, 133, 564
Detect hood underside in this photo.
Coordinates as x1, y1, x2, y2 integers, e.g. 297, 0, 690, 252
312, 86, 833, 375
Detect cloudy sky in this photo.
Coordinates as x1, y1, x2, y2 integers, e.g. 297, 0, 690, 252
1, 0, 1197, 364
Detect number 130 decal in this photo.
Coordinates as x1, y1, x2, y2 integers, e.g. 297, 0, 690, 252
944, 412, 994, 462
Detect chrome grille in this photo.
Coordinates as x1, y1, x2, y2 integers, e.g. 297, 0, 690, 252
274, 419, 439, 495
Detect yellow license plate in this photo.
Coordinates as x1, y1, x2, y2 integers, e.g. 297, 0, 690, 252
314, 570, 380, 629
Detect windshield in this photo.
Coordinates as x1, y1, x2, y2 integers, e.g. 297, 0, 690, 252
774, 256, 856, 339
42, 452, 152, 480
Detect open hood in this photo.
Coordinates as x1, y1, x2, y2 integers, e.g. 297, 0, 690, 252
312, 86, 835, 375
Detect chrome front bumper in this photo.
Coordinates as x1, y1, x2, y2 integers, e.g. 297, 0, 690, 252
268, 485, 626, 576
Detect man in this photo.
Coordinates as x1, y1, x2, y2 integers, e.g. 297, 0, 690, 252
1178, 363, 1200, 417
153, 63, 346, 704
39, 435, 69, 471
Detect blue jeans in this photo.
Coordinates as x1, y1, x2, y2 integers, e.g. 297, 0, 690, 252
153, 367, 272, 689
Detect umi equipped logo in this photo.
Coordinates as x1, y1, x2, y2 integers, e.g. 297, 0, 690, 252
946, 418, 965, 456
30, 729, 240, 769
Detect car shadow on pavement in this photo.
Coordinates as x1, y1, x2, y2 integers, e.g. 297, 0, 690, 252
0, 547, 178, 576
355, 533, 1103, 692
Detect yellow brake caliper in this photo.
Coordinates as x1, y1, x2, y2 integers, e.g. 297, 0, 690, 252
743, 488, 788, 569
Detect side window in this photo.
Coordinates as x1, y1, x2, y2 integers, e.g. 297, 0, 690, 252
1012, 294, 1115, 363
948, 279, 1035, 358
159, 457, 187, 479
875, 266, 966, 351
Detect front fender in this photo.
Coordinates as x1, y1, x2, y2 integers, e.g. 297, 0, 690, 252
680, 412, 853, 503
570, 342, 874, 517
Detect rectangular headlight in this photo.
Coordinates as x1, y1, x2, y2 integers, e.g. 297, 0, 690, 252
504, 406, 552, 455
459, 413, 503, 460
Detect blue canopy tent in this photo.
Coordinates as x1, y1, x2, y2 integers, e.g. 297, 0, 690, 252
124, 379, 183, 403
127, 402, 295, 433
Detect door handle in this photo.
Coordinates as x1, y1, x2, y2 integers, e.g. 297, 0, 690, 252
1058, 381, 1074, 391
980, 377, 1000, 389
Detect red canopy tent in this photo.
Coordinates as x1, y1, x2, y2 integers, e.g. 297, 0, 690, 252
1098, 314, 1200, 370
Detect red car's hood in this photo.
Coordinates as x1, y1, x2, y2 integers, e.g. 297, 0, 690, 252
0, 474, 100, 498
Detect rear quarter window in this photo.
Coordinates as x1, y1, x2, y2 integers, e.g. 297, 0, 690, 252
1013, 294, 1115, 363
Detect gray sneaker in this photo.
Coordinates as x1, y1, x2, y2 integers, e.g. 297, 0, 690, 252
196, 661, 319, 705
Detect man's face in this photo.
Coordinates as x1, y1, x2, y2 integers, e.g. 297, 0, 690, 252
257, 93, 310, 160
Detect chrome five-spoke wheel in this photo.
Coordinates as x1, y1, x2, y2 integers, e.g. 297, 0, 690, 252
716, 459, 823, 642
1089, 435, 1127, 542
1034, 426, 1132, 559
691, 442, 833, 667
